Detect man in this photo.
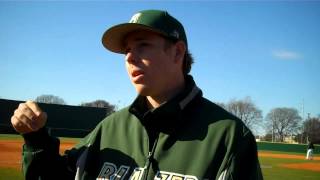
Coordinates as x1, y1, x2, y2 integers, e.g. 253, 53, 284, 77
11, 10, 263, 180
306, 142, 315, 160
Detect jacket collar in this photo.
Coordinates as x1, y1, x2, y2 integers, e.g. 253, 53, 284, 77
129, 75, 202, 134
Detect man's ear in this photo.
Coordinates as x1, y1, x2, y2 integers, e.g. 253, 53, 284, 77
174, 41, 186, 64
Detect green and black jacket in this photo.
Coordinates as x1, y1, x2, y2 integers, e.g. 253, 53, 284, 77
22, 76, 263, 180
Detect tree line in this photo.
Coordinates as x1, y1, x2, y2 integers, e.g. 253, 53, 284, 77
35, 94, 319, 144
35, 94, 115, 117
217, 97, 319, 144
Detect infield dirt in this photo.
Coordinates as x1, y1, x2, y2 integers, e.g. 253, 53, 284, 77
1, 139, 319, 172
259, 151, 320, 172
0, 139, 75, 169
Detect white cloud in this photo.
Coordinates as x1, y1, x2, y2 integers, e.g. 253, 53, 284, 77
272, 50, 301, 60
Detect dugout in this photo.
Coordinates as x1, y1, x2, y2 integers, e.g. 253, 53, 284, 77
0, 99, 110, 138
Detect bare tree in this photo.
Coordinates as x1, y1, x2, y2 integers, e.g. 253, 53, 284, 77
35, 94, 66, 105
262, 133, 273, 142
224, 97, 263, 133
266, 107, 302, 142
303, 117, 320, 143
80, 100, 115, 116
215, 102, 226, 109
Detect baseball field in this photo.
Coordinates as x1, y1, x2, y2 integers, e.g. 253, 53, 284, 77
0, 134, 319, 180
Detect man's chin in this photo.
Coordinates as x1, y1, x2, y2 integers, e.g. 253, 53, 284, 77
134, 86, 150, 96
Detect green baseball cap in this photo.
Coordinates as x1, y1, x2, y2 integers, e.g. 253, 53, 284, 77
102, 10, 188, 54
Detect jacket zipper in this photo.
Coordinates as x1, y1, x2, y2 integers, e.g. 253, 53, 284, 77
143, 137, 159, 180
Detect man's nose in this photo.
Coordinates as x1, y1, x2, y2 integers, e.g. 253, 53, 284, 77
125, 51, 138, 64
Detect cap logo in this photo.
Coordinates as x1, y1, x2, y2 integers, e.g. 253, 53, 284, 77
170, 30, 180, 39
129, 13, 142, 23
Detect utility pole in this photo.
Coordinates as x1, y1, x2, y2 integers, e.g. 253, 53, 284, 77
300, 99, 304, 144
272, 123, 274, 142
302, 99, 305, 120
272, 111, 274, 143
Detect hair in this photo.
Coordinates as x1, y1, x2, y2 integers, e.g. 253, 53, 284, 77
163, 38, 194, 77
183, 50, 194, 76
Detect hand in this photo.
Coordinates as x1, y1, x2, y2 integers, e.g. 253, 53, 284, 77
11, 100, 47, 134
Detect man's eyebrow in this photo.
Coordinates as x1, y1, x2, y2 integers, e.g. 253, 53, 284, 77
123, 37, 149, 48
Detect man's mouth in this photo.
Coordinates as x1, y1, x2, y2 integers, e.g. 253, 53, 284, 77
131, 70, 144, 77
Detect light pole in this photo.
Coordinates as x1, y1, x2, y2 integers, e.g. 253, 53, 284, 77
272, 111, 275, 142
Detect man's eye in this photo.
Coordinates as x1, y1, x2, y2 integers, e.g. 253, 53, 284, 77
139, 42, 150, 47
124, 47, 130, 54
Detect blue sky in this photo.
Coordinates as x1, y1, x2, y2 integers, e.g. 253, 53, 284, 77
1, 1, 319, 120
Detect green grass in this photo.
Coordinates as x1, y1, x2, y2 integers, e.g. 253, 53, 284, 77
59, 137, 81, 143
0, 134, 23, 140
2, 153, 319, 180
260, 150, 306, 156
0, 167, 23, 180
1, 135, 319, 179
0, 134, 79, 179
258, 141, 320, 154
0, 133, 80, 143
260, 156, 320, 180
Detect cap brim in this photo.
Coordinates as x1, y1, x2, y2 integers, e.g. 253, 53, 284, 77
102, 23, 166, 54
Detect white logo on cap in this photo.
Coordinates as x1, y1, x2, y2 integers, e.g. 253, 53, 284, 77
171, 30, 180, 39
130, 13, 142, 23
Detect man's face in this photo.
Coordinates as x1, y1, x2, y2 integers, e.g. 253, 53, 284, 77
124, 31, 182, 97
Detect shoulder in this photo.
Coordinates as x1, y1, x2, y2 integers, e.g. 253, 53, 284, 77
98, 106, 136, 126
104, 107, 131, 120
77, 107, 140, 146
188, 96, 253, 139
98, 106, 146, 132
189, 96, 241, 124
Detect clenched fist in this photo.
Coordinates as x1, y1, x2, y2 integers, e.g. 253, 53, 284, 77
11, 100, 47, 134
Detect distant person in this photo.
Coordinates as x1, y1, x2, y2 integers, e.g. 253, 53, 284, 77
11, 10, 263, 179
306, 142, 315, 160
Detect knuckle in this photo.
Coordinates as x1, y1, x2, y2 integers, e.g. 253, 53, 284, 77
11, 118, 20, 127
15, 111, 24, 120
14, 109, 19, 116
27, 100, 38, 109
18, 103, 28, 112
15, 107, 35, 120
21, 116, 30, 124
26, 100, 34, 104
10, 116, 16, 124
25, 110, 35, 120
18, 103, 25, 109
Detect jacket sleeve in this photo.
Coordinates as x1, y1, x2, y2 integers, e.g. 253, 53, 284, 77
22, 128, 83, 180
225, 129, 263, 180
